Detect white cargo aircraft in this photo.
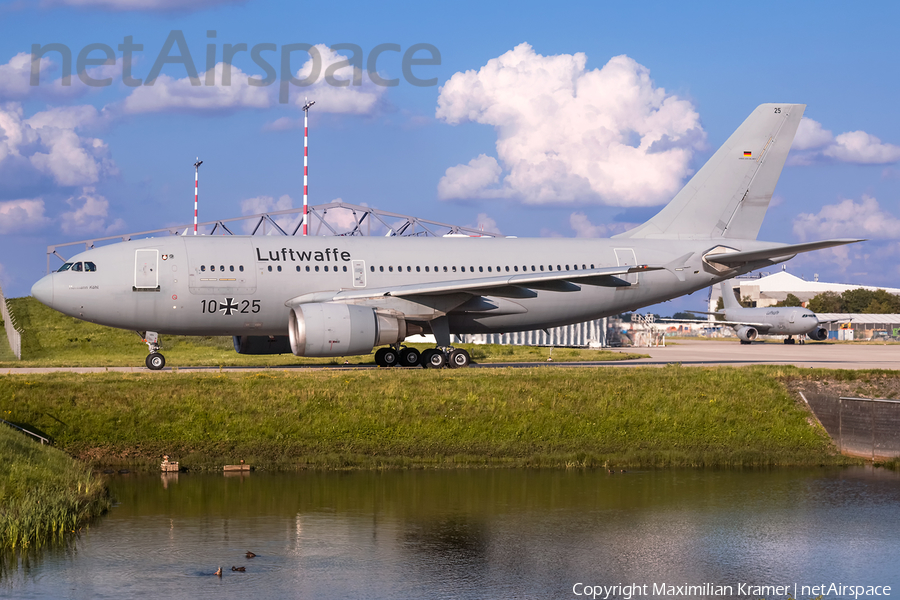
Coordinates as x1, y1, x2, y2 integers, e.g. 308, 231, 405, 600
675, 282, 847, 344
31, 104, 860, 369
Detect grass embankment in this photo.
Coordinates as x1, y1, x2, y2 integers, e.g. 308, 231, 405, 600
0, 424, 109, 553
0, 366, 853, 470
1, 297, 644, 367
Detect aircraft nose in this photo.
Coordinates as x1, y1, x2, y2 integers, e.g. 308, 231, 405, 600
31, 274, 54, 307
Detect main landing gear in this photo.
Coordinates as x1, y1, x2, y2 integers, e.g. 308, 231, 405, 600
141, 331, 166, 370
783, 336, 796, 344
374, 345, 470, 369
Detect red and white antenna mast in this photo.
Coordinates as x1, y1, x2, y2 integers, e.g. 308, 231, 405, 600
302, 98, 315, 236
193, 158, 203, 235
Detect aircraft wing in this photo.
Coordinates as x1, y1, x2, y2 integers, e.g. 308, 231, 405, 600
285, 264, 662, 306
659, 317, 771, 328
705, 239, 863, 268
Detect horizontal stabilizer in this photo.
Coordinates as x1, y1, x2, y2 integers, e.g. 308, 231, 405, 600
705, 239, 863, 268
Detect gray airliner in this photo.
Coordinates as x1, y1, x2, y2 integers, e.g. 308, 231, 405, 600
673, 282, 844, 344
31, 103, 860, 369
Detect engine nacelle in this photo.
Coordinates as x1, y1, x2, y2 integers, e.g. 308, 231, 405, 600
233, 335, 292, 355
810, 327, 828, 341
735, 326, 758, 342
287, 302, 407, 357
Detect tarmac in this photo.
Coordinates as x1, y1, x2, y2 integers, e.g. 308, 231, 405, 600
3, 340, 899, 373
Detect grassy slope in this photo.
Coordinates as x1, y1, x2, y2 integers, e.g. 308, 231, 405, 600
0, 366, 852, 470
0, 425, 109, 552
1, 297, 644, 367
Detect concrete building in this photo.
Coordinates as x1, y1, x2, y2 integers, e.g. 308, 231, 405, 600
709, 269, 900, 310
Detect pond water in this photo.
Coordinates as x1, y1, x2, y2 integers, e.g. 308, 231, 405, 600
5, 467, 900, 599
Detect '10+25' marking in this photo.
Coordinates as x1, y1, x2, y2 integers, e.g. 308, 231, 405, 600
201, 298, 261, 315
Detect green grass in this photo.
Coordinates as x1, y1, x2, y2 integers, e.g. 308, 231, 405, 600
1, 297, 645, 367
0, 365, 855, 471
0, 424, 110, 554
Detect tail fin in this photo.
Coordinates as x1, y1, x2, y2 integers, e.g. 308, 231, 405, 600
615, 103, 805, 240
720, 282, 741, 311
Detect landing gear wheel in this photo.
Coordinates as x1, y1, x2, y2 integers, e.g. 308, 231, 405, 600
375, 348, 388, 367
399, 347, 421, 367
382, 347, 400, 367
421, 348, 446, 369
146, 352, 166, 370
784, 338, 796, 345
448, 348, 471, 368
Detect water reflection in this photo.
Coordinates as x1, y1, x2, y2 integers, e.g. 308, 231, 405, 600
5, 468, 900, 599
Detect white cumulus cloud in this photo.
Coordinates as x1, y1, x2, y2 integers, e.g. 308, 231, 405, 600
568, 212, 635, 238
123, 63, 271, 114
0, 103, 115, 193
41, 0, 245, 11
60, 187, 125, 235
239, 194, 298, 234
438, 155, 503, 200
789, 117, 900, 165
0, 198, 50, 233
792, 195, 900, 242
436, 44, 705, 207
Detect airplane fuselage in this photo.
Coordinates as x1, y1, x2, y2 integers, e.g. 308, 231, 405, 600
34, 235, 779, 338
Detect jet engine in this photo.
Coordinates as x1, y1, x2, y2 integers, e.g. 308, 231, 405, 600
735, 326, 758, 342
233, 335, 292, 355
287, 302, 408, 357
810, 327, 828, 341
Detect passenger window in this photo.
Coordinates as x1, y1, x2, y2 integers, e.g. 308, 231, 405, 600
324, 266, 329, 272
211, 265, 216, 272
84, 262, 96, 272
57, 263, 73, 272
306, 266, 310, 272
479, 266, 484, 272
220, 265, 224, 272
487, 266, 491, 272
407, 266, 411, 272
389, 266, 393, 272
380, 266, 384, 272
267, 266, 272, 272
531, 266, 536, 271
315, 266, 319, 272
452, 266, 457, 272
416, 266, 421, 272
230, 265, 234, 272
514, 266, 518, 272
425, 266, 430, 272
505, 266, 510, 272
343, 266, 347, 272
277, 265, 282, 272
370, 266, 375, 272
591, 264, 595, 269
296, 266, 301, 272
240, 265, 244, 272
201, 265, 206, 272
443, 266, 447, 272
566, 265, 570, 270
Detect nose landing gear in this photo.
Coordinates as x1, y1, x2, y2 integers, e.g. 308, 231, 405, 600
141, 331, 166, 370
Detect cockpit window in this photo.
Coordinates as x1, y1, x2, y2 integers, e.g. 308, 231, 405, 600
72, 262, 83, 272
57, 263, 74, 272
84, 262, 96, 272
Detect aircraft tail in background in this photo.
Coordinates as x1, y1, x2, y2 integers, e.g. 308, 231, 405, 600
615, 103, 805, 241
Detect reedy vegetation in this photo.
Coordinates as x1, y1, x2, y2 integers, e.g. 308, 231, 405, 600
0, 425, 109, 553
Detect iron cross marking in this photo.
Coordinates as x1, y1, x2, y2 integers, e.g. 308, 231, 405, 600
220, 297, 239, 316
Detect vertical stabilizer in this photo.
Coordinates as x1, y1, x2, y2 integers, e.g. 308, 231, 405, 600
720, 282, 741, 311
615, 103, 805, 240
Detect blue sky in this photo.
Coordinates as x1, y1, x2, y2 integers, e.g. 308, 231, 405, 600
1, 0, 899, 316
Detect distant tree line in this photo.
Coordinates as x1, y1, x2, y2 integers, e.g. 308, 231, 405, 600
805, 288, 900, 314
